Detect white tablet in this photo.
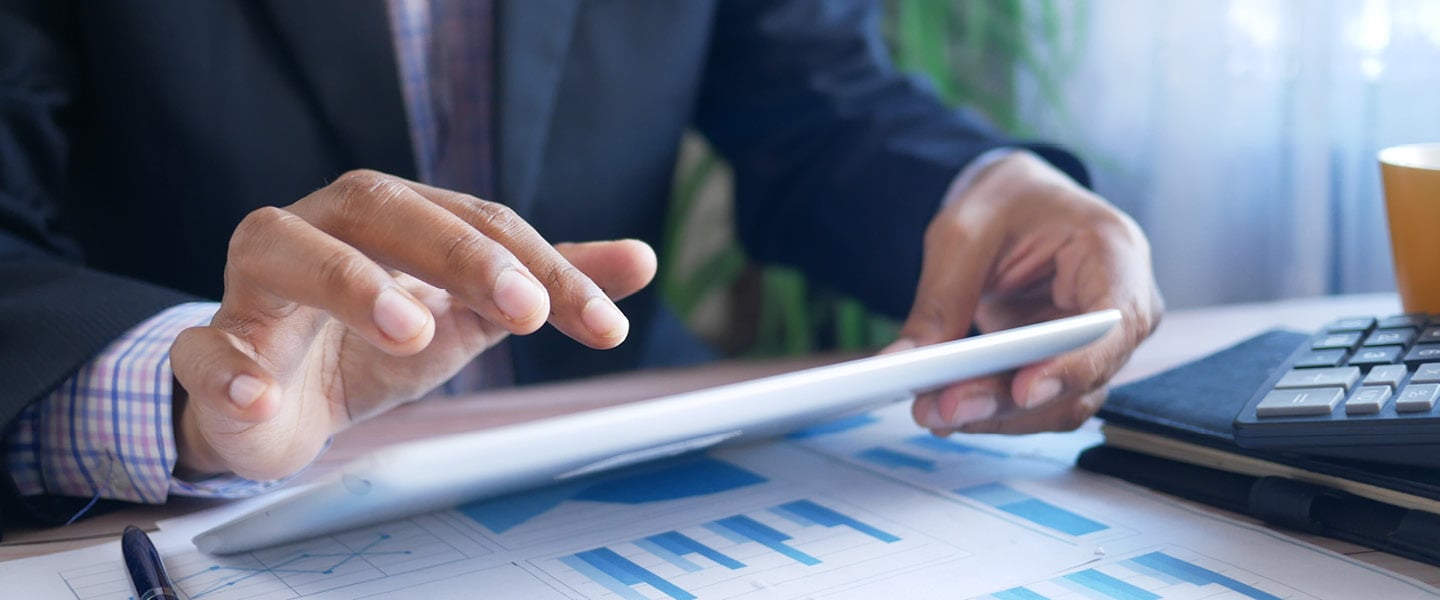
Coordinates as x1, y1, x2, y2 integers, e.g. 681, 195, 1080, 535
194, 309, 1120, 554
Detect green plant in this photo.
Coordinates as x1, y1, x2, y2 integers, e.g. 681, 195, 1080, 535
661, 1, 1080, 358
888, 0, 1080, 134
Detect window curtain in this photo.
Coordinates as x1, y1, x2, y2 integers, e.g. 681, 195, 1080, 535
1019, 0, 1440, 308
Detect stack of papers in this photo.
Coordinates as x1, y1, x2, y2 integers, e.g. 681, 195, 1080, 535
3, 404, 1435, 599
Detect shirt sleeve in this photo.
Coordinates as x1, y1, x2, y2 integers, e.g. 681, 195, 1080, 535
4, 302, 285, 505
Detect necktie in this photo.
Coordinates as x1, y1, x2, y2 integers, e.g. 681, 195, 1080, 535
429, 0, 512, 391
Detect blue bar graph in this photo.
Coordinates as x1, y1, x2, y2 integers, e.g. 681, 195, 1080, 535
642, 531, 745, 570
559, 500, 901, 598
568, 548, 697, 600
1064, 569, 1161, 600
991, 588, 1049, 600
634, 539, 703, 573
1130, 552, 1281, 600
561, 554, 650, 600
992, 551, 1285, 600
958, 482, 1107, 536
709, 515, 820, 565
458, 457, 766, 533
906, 435, 1009, 458
774, 500, 900, 543
857, 447, 936, 471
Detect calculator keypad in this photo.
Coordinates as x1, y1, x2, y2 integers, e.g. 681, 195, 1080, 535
1253, 314, 1440, 421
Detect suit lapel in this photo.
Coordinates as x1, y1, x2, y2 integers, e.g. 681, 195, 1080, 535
495, 0, 582, 215
257, 0, 416, 178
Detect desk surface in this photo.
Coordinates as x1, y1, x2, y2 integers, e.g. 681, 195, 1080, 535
5, 293, 1438, 587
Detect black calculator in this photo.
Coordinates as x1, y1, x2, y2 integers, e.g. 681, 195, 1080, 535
1234, 314, 1440, 467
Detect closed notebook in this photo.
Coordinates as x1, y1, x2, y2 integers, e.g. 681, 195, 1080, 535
1081, 330, 1440, 567
1093, 329, 1440, 502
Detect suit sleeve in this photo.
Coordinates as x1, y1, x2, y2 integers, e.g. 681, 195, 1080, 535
695, 0, 1088, 319
0, 4, 195, 527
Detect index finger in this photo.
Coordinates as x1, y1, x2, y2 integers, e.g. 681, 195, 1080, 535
402, 179, 632, 349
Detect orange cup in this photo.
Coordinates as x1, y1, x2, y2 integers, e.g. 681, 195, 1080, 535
1380, 143, 1440, 313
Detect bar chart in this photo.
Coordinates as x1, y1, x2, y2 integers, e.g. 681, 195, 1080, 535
793, 407, 1083, 489
983, 547, 1302, 600
457, 456, 766, 532
790, 406, 1122, 543
541, 498, 949, 599
957, 482, 1108, 537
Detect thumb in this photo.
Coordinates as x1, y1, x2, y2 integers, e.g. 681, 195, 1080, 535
890, 219, 1003, 349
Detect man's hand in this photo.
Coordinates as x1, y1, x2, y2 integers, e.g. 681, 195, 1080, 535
888, 152, 1163, 435
169, 170, 657, 481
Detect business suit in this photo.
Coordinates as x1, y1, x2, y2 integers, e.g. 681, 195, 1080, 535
0, 0, 1086, 522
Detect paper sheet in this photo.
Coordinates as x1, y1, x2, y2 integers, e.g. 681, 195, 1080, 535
2, 404, 1435, 599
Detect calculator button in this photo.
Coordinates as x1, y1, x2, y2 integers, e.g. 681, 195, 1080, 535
1274, 367, 1361, 391
1312, 332, 1362, 350
1347, 346, 1402, 367
1362, 364, 1408, 388
1294, 349, 1347, 368
1379, 314, 1429, 329
1363, 328, 1417, 347
1411, 363, 1440, 384
1345, 386, 1392, 415
1255, 388, 1345, 417
1396, 383, 1440, 413
1325, 317, 1376, 333
1403, 344, 1440, 367
1419, 326, 1440, 344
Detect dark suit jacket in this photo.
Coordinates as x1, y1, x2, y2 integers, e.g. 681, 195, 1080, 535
0, 0, 1086, 523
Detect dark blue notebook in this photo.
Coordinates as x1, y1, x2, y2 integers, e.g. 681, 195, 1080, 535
1083, 330, 1440, 566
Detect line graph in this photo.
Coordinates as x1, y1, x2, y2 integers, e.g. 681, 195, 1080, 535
59, 515, 488, 600
173, 533, 413, 599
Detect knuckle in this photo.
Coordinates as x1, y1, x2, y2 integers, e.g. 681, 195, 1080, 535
171, 328, 234, 396
231, 207, 288, 252
540, 261, 584, 289
228, 207, 292, 274
441, 231, 494, 279
313, 248, 374, 292
466, 199, 522, 236
334, 168, 388, 191
326, 171, 409, 231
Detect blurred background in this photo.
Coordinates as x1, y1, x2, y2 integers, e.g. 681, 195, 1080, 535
662, 0, 1440, 359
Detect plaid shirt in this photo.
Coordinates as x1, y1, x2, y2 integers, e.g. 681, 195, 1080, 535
5, 0, 496, 507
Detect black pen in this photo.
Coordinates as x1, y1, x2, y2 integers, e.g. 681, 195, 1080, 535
122, 525, 180, 600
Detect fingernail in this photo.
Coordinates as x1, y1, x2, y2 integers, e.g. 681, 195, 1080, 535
880, 337, 917, 354
1025, 377, 1063, 409
229, 375, 267, 409
949, 393, 998, 427
493, 269, 546, 322
582, 296, 628, 340
373, 288, 430, 342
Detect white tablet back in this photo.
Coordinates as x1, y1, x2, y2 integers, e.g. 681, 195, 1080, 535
195, 309, 1120, 554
